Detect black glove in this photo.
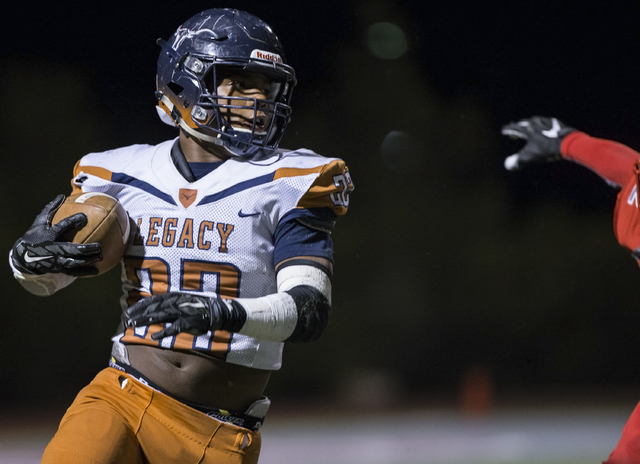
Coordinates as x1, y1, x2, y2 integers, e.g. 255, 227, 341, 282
125, 293, 247, 340
501, 116, 575, 170
11, 194, 102, 277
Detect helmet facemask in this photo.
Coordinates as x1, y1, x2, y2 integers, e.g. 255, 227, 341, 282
190, 64, 292, 154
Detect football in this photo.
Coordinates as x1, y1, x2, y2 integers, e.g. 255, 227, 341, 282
52, 192, 130, 276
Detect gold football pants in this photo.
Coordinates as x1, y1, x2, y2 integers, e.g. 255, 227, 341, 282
41, 367, 261, 464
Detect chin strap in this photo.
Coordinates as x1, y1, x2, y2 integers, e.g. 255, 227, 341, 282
157, 95, 224, 145
179, 119, 223, 145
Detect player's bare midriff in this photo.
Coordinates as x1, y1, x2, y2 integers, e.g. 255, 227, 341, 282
127, 344, 271, 412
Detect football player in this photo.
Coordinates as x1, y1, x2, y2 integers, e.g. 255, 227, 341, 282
502, 116, 640, 464
9, 9, 353, 464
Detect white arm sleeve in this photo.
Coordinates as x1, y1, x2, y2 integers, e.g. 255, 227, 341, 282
9, 250, 76, 297
275, 265, 332, 303
234, 265, 332, 342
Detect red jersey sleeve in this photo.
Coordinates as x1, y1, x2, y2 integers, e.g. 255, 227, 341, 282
562, 132, 640, 258
561, 131, 640, 188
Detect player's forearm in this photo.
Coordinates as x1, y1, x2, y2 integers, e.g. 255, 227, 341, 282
235, 264, 332, 342
127, 263, 333, 343
561, 132, 640, 187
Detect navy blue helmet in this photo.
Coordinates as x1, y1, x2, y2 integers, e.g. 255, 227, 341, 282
155, 9, 297, 157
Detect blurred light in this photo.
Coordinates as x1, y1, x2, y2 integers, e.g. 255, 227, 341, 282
366, 22, 408, 60
380, 131, 424, 172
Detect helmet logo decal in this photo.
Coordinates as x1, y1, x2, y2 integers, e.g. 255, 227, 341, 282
251, 50, 283, 64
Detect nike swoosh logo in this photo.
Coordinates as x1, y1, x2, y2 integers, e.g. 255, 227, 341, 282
238, 210, 261, 218
24, 252, 53, 263
178, 301, 206, 309
541, 118, 561, 138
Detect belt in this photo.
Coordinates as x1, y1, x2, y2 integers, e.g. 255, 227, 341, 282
109, 357, 266, 430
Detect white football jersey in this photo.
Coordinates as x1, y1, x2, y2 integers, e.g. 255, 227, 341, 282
70, 138, 353, 370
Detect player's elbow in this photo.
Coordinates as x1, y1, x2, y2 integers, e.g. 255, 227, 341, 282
285, 285, 331, 343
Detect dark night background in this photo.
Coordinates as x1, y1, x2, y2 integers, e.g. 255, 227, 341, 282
3, 0, 640, 417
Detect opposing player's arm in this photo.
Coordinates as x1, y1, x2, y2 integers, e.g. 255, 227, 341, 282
502, 115, 640, 188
